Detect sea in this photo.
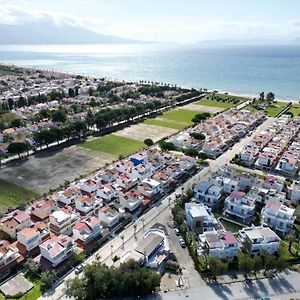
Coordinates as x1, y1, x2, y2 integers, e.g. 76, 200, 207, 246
1, 44, 300, 100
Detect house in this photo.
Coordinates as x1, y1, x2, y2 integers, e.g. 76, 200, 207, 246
73, 216, 102, 245
101, 168, 118, 183
57, 186, 81, 206
194, 180, 223, 208
132, 164, 154, 181
115, 160, 134, 173
238, 225, 280, 255
224, 191, 255, 224
261, 201, 295, 235
152, 171, 174, 193
97, 183, 120, 203
128, 227, 170, 269
222, 178, 239, 194
119, 190, 143, 213
130, 153, 146, 166
98, 206, 121, 228
198, 230, 238, 260
0, 240, 21, 279
0, 210, 32, 239
137, 178, 161, 199
291, 183, 300, 205
49, 209, 80, 236
39, 235, 74, 267
185, 203, 218, 234
115, 173, 138, 191
31, 199, 58, 221
79, 179, 98, 194
276, 151, 298, 175
262, 176, 284, 192
75, 195, 101, 216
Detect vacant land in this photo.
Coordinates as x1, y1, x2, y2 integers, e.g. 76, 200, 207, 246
184, 103, 223, 114
244, 102, 287, 117
144, 118, 186, 130
287, 104, 300, 117
81, 134, 145, 157
114, 123, 177, 142
195, 98, 235, 108
0, 146, 114, 194
161, 109, 200, 125
0, 178, 38, 213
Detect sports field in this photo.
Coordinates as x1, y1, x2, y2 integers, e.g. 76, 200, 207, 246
81, 134, 145, 157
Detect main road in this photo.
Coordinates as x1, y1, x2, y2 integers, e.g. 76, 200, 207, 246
39, 117, 275, 300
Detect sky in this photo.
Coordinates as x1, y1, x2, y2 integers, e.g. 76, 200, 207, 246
1, 0, 300, 43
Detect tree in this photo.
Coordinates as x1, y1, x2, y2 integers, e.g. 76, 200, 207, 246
198, 152, 208, 160
11, 118, 23, 128
266, 92, 275, 103
24, 258, 39, 274
189, 132, 206, 140
208, 256, 228, 279
159, 140, 176, 151
275, 257, 287, 273
238, 252, 254, 276
264, 255, 277, 273
65, 277, 86, 300
184, 148, 198, 157
52, 109, 67, 123
41, 270, 57, 291
253, 256, 262, 275
144, 138, 154, 146
7, 142, 28, 158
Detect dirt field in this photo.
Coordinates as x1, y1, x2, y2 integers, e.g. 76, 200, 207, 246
0, 146, 116, 194
113, 123, 177, 142
183, 103, 224, 113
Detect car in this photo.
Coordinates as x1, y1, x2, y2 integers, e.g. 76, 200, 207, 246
175, 192, 181, 199
179, 239, 186, 248
174, 228, 180, 235
168, 221, 175, 228
75, 264, 84, 275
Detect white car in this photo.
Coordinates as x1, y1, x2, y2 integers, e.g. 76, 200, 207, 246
174, 228, 180, 236
75, 264, 84, 275
179, 239, 186, 248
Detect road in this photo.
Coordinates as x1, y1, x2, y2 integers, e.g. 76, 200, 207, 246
39, 117, 275, 300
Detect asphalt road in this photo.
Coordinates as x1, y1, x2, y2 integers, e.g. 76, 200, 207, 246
39, 117, 275, 300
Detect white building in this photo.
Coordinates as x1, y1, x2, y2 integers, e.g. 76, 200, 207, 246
198, 230, 238, 260
261, 201, 295, 235
137, 178, 161, 198
39, 235, 74, 267
49, 209, 80, 236
185, 202, 218, 234
98, 206, 121, 228
239, 225, 280, 255
224, 191, 255, 224
194, 180, 223, 208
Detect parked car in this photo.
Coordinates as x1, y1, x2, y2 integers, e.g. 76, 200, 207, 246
179, 239, 186, 248
168, 221, 175, 228
75, 264, 84, 275
175, 192, 181, 199
174, 228, 180, 236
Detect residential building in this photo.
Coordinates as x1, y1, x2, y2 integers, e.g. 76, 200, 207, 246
75, 195, 101, 216
57, 186, 81, 206
261, 201, 295, 235
119, 190, 143, 212
137, 178, 161, 198
0, 240, 20, 278
185, 202, 218, 234
194, 180, 223, 208
98, 206, 121, 228
39, 235, 74, 267
49, 209, 80, 236
239, 225, 280, 255
224, 191, 255, 224
31, 199, 58, 221
0, 210, 32, 239
198, 230, 238, 260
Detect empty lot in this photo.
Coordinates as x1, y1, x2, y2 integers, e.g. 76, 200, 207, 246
0, 146, 115, 194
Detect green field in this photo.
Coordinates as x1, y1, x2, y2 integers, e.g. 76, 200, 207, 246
161, 109, 200, 125
287, 104, 300, 117
81, 134, 145, 157
195, 99, 235, 108
219, 218, 242, 233
244, 102, 287, 117
143, 118, 186, 130
0, 178, 39, 212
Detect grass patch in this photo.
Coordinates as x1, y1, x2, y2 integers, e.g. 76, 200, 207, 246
143, 118, 186, 130
81, 134, 145, 157
0, 178, 39, 213
196, 99, 235, 108
279, 241, 298, 261
244, 102, 287, 117
161, 109, 200, 125
219, 218, 242, 233
287, 104, 300, 117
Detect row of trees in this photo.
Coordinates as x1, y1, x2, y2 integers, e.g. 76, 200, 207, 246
64, 260, 161, 300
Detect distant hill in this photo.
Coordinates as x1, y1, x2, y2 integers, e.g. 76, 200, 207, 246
198, 38, 292, 46
0, 20, 142, 44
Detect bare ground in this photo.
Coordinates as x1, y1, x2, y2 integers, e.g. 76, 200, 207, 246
0, 146, 116, 194
113, 123, 177, 142
183, 103, 224, 113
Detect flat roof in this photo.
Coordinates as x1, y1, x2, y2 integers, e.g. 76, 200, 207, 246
135, 233, 164, 256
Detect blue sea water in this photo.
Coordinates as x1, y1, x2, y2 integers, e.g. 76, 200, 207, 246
0, 44, 300, 100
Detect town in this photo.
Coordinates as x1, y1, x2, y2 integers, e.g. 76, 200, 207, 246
0, 64, 300, 300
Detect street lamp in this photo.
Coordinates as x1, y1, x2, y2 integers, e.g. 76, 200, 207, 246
141, 217, 145, 230
111, 244, 114, 258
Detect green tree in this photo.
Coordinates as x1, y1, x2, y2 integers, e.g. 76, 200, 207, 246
41, 270, 57, 291
64, 277, 86, 300
208, 256, 228, 279
189, 132, 206, 140
24, 258, 39, 274
7, 142, 28, 158
52, 109, 67, 123
144, 138, 154, 146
